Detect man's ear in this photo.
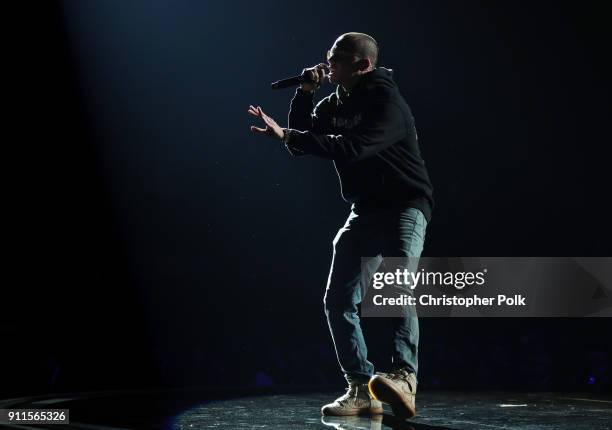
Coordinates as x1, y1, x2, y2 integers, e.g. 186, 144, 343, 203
357, 58, 372, 74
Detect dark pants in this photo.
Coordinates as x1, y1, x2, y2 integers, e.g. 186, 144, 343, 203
323, 204, 428, 385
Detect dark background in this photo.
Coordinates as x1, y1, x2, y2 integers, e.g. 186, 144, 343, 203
5, 0, 611, 398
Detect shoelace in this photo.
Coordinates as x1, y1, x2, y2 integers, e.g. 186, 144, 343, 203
337, 384, 367, 404
377, 368, 411, 381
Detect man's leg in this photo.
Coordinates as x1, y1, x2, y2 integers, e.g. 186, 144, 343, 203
381, 207, 427, 376
367, 207, 428, 419
320, 208, 385, 416
323, 208, 381, 385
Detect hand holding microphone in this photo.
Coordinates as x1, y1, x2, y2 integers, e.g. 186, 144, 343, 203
299, 63, 330, 93
270, 63, 330, 90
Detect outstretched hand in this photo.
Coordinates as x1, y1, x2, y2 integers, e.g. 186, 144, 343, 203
248, 105, 284, 141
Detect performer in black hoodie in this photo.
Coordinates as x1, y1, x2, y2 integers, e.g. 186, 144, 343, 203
248, 32, 434, 420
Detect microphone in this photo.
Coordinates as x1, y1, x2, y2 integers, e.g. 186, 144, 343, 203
270, 65, 329, 90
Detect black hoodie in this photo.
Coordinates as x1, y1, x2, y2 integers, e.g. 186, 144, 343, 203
284, 66, 434, 223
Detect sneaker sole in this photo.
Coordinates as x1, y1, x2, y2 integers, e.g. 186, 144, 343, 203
321, 406, 384, 416
368, 375, 416, 419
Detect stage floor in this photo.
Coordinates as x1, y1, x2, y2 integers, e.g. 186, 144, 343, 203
1, 389, 610, 429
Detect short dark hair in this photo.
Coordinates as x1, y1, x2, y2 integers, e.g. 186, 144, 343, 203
335, 32, 379, 68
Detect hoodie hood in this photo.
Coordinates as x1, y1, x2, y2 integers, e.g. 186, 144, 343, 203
335, 66, 395, 102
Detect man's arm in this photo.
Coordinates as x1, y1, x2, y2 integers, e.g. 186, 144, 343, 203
288, 88, 316, 131
284, 93, 407, 163
285, 89, 332, 157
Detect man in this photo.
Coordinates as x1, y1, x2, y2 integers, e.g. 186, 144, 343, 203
248, 32, 434, 419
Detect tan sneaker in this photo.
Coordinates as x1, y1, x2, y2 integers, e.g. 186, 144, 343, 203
368, 368, 417, 419
321, 382, 384, 416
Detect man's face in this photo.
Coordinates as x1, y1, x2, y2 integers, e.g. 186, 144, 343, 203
326, 44, 363, 86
